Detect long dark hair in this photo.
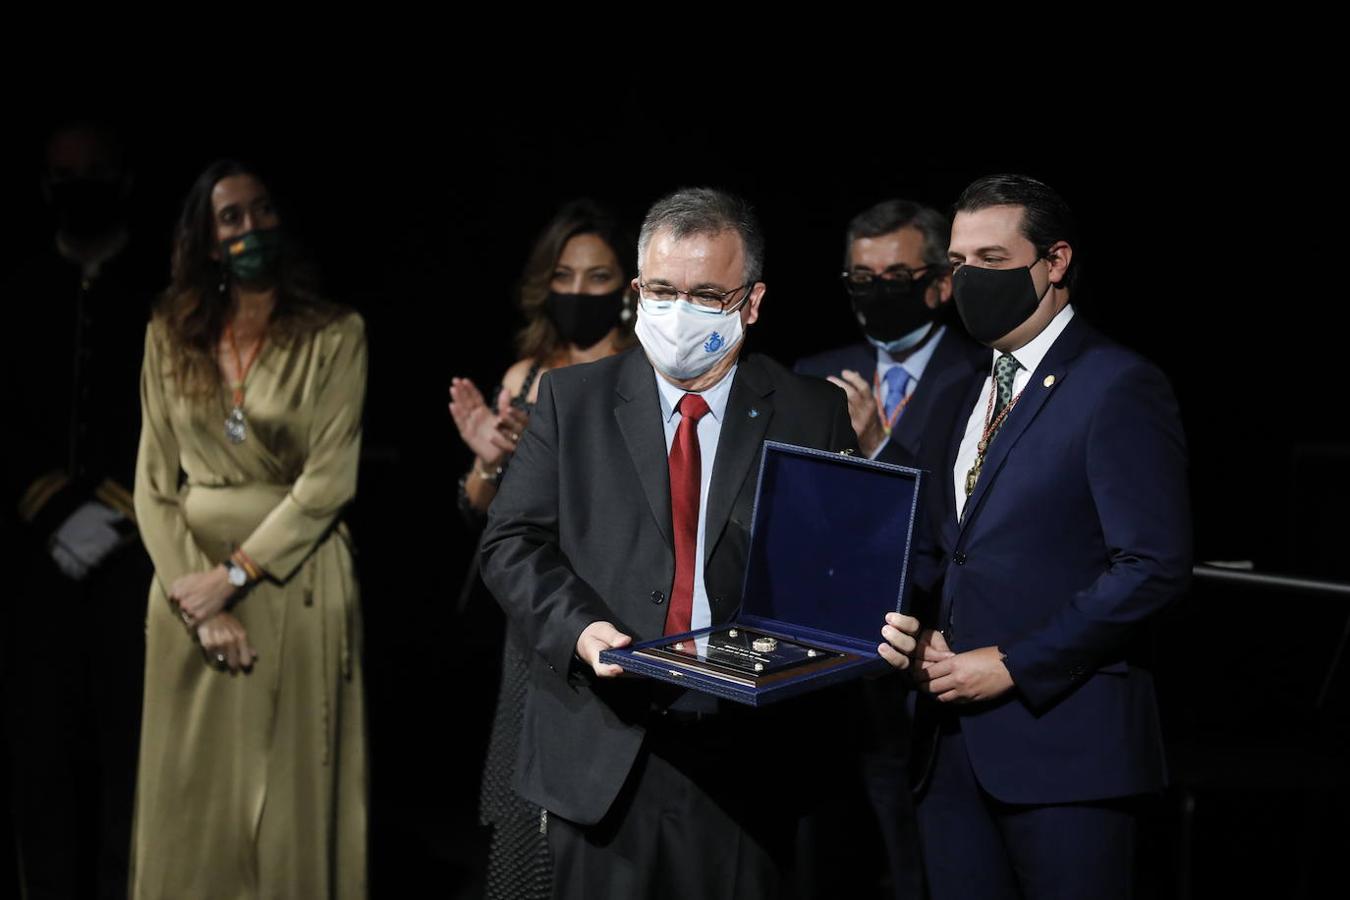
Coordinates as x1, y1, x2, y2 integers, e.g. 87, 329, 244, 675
155, 159, 342, 395
514, 199, 636, 361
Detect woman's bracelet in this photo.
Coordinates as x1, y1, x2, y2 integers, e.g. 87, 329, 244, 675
472, 458, 504, 484
230, 548, 263, 582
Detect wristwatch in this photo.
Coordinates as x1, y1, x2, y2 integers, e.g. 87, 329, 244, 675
224, 559, 250, 588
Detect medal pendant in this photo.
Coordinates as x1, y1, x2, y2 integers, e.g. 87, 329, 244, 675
225, 406, 248, 444
965, 461, 981, 496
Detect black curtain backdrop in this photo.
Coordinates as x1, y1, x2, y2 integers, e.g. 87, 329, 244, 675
2, 77, 1343, 897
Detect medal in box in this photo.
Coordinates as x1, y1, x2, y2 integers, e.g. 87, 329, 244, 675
600, 440, 922, 705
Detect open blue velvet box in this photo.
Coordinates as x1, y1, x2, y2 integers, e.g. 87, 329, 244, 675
599, 440, 923, 706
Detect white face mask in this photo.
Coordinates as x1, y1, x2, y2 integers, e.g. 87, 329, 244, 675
634, 297, 745, 381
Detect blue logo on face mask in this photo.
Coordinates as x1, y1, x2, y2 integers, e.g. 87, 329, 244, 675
704, 332, 724, 353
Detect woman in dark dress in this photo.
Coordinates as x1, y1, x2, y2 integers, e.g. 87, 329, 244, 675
448, 199, 635, 900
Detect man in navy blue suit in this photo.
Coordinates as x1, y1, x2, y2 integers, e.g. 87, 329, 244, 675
878, 174, 1192, 899
796, 199, 984, 900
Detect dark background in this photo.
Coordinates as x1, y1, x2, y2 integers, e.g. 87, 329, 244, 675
2, 82, 1345, 897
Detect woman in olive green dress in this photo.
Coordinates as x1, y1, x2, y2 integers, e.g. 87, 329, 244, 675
131, 160, 367, 899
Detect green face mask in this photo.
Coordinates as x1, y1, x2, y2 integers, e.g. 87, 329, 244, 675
221, 228, 283, 283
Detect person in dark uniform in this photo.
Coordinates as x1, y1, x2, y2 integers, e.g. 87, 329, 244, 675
2, 121, 158, 899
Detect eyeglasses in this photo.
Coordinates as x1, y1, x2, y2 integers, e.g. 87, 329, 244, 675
841, 265, 939, 294
637, 280, 754, 312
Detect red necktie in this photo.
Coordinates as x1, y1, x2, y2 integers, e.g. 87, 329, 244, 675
664, 392, 711, 636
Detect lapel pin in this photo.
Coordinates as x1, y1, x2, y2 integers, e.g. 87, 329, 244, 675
748, 408, 759, 418
1043, 375, 1056, 388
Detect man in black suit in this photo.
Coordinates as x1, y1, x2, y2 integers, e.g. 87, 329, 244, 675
481, 187, 923, 899
794, 199, 985, 900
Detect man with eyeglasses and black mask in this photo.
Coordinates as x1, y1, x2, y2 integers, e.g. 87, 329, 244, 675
797, 199, 986, 470
878, 174, 1191, 899
795, 199, 985, 900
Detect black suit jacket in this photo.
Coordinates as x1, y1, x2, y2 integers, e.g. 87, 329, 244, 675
794, 327, 987, 471
480, 348, 856, 825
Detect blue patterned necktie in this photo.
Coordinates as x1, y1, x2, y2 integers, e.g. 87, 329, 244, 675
882, 366, 912, 422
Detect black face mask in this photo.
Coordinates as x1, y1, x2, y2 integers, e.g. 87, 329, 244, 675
848, 272, 940, 348
545, 288, 625, 349
952, 262, 1048, 345
47, 178, 124, 239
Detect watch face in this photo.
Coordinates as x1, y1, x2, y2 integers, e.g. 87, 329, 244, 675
227, 564, 247, 587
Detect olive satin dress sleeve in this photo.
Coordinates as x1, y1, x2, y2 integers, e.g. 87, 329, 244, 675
132, 321, 216, 589
237, 315, 367, 581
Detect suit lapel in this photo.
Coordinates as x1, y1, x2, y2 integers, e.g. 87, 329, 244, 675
890, 330, 965, 462
850, 342, 878, 381
958, 316, 1089, 535
704, 356, 774, 563
614, 350, 674, 548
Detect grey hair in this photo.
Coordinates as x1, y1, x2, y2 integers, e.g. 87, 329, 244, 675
637, 187, 765, 283
843, 199, 951, 271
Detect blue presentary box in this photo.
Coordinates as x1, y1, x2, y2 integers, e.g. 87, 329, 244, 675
599, 440, 922, 706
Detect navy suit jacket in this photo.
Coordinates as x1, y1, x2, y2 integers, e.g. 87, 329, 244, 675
916, 314, 1192, 805
794, 327, 987, 470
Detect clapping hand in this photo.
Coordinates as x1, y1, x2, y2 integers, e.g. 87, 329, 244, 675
449, 378, 529, 467
827, 370, 887, 457
496, 391, 529, 452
